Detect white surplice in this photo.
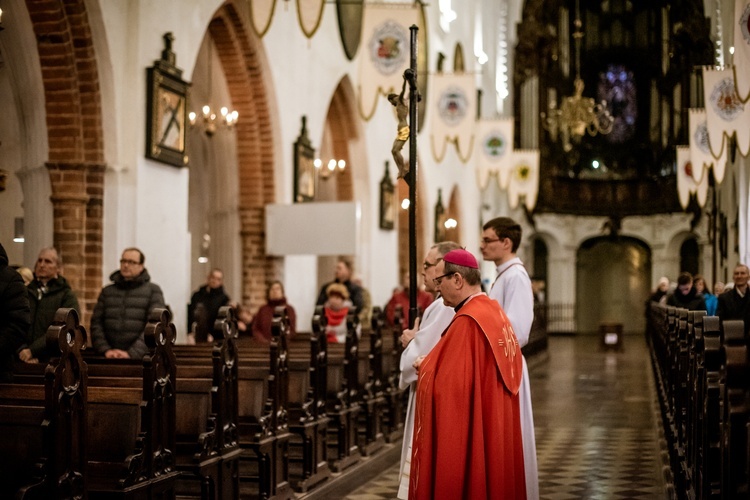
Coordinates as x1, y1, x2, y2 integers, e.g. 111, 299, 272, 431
489, 256, 539, 500
396, 297, 455, 499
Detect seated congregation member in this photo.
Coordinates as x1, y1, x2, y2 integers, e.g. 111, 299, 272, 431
316, 257, 364, 313
409, 249, 526, 499
235, 304, 253, 334
650, 276, 670, 303
665, 272, 706, 311
384, 272, 433, 330
0, 242, 30, 381
252, 280, 296, 342
323, 283, 359, 344
91, 247, 165, 359
717, 264, 750, 325
19, 248, 79, 363
693, 274, 717, 316
16, 266, 33, 286
187, 268, 230, 342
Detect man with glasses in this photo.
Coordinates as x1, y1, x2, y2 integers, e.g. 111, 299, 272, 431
90, 247, 165, 359
396, 241, 460, 499
409, 249, 526, 499
480, 216, 538, 499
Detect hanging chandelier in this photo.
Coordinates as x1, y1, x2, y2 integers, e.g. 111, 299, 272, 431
189, 37, 238, 136
541, 0, 613, 152
314, 158, 347, 180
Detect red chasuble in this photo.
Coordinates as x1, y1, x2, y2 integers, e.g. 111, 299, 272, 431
410, 294, 526, 500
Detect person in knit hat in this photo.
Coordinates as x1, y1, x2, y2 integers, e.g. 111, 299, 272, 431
324, 282, 358, 343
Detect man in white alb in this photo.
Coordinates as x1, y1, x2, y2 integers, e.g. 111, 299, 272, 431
396, 241, 460, 499
480, 216, 539, 500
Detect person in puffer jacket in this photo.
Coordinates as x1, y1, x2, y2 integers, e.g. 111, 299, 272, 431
90, 247, 165, 359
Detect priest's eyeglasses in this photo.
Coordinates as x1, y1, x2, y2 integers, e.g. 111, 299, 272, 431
423, 258, 442, 270
433, 272, 457, 287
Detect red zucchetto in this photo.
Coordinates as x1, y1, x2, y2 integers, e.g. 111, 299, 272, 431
442, 249, 479, 269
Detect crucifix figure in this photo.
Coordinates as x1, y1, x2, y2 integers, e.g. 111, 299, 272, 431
387, 72, 412, 179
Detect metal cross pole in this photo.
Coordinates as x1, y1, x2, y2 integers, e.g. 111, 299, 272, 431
406, 24, 419, 329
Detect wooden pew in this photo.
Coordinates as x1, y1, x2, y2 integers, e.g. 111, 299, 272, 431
287, 306, 331, 492
233, 308, 293, 500
380, 304, 406, 443
3, 307, 181, 498
356, 307, 386, 456
84, 307, 181, 498
325, 309, 362, 472
647, 303, 750, 499
169, 305, 242, 500
0, 308, 87, 499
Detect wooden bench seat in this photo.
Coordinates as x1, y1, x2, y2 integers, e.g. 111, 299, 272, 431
285, 307, 331, 492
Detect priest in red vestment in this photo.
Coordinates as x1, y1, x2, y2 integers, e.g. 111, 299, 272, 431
410, 249, 526, 500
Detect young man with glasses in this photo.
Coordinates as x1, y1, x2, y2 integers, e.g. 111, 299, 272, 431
396, 241, 460, 499
90, 247, 165, 359
480, 216, 539, 499
409, 249, 526, 499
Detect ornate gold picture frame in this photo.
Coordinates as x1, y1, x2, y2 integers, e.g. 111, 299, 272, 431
380, 162, 395, 230
293, 116, 316, 202
146, 33, 189, 167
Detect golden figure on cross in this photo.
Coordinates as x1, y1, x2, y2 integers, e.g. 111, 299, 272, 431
387, 70, 413, 179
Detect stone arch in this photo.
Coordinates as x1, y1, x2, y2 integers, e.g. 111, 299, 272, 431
576, 235, 652, 335
208, 3, 277, 308
315, 75, 371, 288
24, 0, 106, 323
665, 230, 701, 279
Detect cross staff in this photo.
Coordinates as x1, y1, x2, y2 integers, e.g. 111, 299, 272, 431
406, 25, 419, 329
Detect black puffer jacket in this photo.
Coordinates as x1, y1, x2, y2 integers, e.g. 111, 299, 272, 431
0, 243, 30, 380
90, 269, 165, 359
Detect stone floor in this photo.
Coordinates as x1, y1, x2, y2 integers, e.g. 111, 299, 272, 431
342, 334, 668, 499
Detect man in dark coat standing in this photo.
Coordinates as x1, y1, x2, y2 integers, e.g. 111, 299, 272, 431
90, 247, 165, 359
0, 242, 30, 381
315, 257, 364, 313
187, 268, 230, 342
18, 247, 79, 363
717, 264, 750, 327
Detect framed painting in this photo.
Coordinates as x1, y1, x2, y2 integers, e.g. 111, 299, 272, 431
380, 162, 395, 230
146, 33, 190, 167
294, 116, 316, 202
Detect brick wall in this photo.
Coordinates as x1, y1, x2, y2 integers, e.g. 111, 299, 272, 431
27, 0, 104, 327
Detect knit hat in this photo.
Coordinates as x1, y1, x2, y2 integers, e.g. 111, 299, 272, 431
326, 282, 350, 300
443, 249, 479, 269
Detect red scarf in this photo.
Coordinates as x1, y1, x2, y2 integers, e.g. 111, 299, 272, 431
325, 306, 348, 326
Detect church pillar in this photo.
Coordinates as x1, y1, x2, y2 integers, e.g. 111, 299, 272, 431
548, 245, 576, 305
46, 161, 104, 327
15, 165, 54, 266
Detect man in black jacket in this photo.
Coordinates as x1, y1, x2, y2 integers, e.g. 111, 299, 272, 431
717, 264, 750, 325
315, 257, 364, 313
665, 272, 706, 311
187, 268, 230, 342
90, 247, 165, 359
0, 242, 30, 381
19, 247, 79, 363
